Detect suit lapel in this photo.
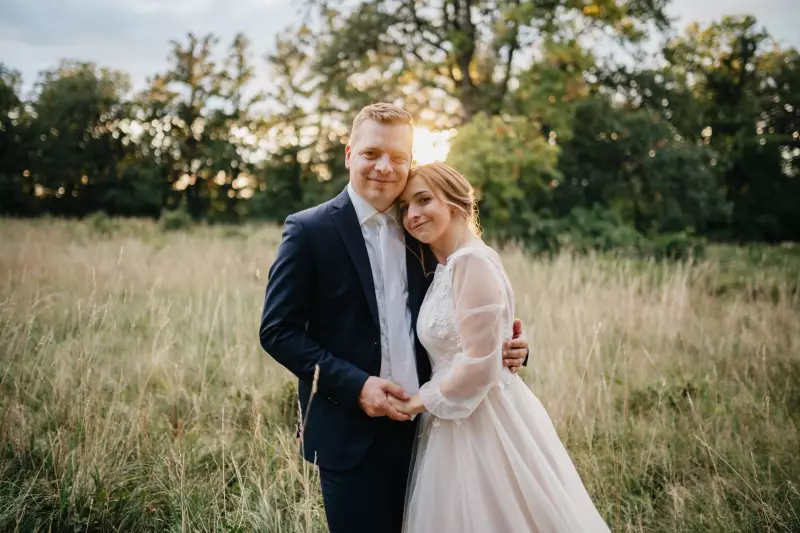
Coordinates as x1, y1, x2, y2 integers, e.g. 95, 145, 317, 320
330, 189, 380, 328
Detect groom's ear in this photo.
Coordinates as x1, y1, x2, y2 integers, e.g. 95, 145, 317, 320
344, 144, 352, 169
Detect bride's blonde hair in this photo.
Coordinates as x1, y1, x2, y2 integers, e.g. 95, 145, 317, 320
407, 163, 482, 238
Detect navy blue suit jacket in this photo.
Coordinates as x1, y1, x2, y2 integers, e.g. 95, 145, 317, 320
259, 188, 437, 470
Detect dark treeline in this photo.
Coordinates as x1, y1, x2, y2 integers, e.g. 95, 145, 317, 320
1, 2, 798, 255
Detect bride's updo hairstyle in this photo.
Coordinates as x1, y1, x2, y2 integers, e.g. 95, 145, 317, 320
407, 162, 482, 238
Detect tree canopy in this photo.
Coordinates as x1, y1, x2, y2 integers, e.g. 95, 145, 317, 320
0, 7, 797, 254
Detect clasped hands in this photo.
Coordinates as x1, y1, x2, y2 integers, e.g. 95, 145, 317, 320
357, 320, 528, 421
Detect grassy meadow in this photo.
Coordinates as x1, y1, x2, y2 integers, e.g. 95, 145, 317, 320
1, 217, 799, 532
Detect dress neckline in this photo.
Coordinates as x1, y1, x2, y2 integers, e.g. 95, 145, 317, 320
442, 241, 487, 266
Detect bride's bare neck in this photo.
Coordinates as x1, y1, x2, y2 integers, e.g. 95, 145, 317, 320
430, 219, 478, 264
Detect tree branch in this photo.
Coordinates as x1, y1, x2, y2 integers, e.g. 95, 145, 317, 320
500, 1, 521, 103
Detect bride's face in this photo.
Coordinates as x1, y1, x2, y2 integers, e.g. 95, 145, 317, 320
398, 175, 452, 244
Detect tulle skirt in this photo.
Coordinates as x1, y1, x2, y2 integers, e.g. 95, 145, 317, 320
402, 374, 612, 533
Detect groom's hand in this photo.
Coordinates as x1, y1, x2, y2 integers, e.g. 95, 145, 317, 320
502, 318, 529, 374
358, 376, 411, 421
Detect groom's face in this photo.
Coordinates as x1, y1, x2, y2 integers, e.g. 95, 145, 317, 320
345, 119, 413, 211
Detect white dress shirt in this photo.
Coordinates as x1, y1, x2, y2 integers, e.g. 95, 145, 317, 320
347, 182, 419, 394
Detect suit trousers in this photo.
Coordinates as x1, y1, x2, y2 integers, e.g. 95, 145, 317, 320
318, 417, 418, 533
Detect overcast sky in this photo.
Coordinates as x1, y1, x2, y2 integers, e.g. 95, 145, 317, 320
1, 0, 798, 96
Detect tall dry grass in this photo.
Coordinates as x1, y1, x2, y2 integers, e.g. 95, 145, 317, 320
0, 217, 798, 532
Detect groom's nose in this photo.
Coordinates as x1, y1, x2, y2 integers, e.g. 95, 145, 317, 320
374, 155, 392, 174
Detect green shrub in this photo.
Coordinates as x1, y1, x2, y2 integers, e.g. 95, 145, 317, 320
643, 231, 707, 261
84, 211, 121, 235
560, 206, 644, 254
521, 207, 643, 256
159, 209, 193, 232
517, 209, 706, 261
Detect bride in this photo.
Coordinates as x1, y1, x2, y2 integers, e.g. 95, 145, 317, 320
392, 163, 611, 533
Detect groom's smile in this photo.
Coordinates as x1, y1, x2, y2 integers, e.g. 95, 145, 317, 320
368, 175, 398, 184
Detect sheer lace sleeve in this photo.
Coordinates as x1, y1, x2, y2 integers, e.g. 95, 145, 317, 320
418, 248, 509, 420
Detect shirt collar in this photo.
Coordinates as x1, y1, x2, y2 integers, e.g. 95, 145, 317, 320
347, 182, 400, 227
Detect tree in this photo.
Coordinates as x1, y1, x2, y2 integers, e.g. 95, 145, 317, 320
601, 16, 800, 241
204, 34, 264, 221
26, 61, 131, 217
294, 0, 669, 127
250, 29, 350, 222
0, 64, 34, 215
138, 33, 225, 219
554, 97, 730, 234
446, 112, 560, 241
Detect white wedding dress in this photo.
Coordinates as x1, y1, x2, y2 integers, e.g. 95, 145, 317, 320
403, 242, 611, 533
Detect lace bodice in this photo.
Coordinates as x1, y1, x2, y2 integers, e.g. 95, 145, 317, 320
416, 243, 515, 420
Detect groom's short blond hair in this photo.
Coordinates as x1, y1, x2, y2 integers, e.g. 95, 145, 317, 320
351, 103, 413, 142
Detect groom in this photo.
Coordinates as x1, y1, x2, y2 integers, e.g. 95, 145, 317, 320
259, 103, 529, 533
